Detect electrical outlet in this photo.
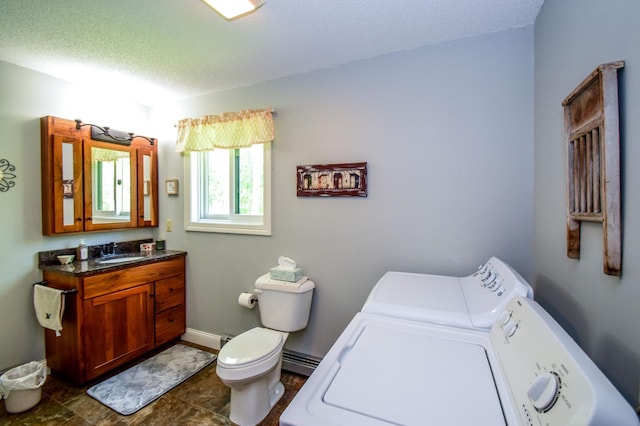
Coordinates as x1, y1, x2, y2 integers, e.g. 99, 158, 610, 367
166, 219, 173, 232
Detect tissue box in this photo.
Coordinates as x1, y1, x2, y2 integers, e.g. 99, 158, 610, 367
270, 267, 304, 282
140, 243, 154, 253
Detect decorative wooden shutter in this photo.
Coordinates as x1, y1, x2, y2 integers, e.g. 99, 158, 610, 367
562, 61, 624, 276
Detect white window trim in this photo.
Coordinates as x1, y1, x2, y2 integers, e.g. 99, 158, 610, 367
183, 144, 271, 236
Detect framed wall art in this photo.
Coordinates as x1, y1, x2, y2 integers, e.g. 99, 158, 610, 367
165, 179, 179, 195
296, 162, 367, 197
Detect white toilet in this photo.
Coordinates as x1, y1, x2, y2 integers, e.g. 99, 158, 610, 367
216, 277, 315, 426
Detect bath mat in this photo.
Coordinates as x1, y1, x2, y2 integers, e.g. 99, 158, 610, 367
87, 344, 216, 415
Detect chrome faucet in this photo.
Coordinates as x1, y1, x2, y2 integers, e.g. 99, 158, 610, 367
101, 242, 118, 257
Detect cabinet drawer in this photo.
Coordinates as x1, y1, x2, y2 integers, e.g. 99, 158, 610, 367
155, 275, 185, 312
84, 256, 185, 299
155, 304, 186, 347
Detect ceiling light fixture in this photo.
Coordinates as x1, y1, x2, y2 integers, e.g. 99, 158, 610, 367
201, 0, 264, 20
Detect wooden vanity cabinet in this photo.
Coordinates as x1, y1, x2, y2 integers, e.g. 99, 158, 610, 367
42, 256, 186, 384
41, 115, 158, 235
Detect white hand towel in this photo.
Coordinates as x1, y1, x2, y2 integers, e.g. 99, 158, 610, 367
33, 284, 65, 336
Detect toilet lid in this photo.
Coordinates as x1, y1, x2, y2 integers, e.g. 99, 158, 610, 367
218, 327, 283, 367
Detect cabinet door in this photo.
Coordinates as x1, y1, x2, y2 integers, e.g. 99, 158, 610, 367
137, 146, 158, 227
47, 134, 84, 233
83, 283, 154, 380
83, 140, 137, 231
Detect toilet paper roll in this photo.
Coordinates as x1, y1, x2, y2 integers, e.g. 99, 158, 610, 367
238, 292, 257, 309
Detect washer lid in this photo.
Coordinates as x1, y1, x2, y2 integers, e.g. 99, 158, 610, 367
322, 323, 505, 425
218, 328, 283, 367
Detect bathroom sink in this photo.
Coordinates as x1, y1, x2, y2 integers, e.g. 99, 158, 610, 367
95, 256, 147, 264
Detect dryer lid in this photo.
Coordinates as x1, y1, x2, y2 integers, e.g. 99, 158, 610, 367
362, 272, 472, 327
218, 327, 283, 367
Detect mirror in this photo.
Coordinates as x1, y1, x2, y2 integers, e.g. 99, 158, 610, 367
83, 141, 136, 231
90, 147, 132, 224
142, 152, 151, 221
56, 135, 83, 233
137, 146, 158, 227
61, 142, 73, 225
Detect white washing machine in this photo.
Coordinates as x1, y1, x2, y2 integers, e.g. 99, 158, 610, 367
280, 296, 639, 426
362, 256, 533, 329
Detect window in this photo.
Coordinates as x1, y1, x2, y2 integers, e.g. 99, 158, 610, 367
185, 143, 271, 235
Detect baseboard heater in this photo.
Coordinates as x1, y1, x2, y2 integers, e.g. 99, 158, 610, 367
221, 335, 321, 377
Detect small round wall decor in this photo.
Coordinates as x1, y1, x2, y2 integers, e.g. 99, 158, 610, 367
0, 159, 16, 192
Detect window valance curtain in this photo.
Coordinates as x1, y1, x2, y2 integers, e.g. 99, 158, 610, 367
176, 108, 274, 153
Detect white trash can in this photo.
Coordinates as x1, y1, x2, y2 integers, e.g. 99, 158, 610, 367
0, 361, 47, 413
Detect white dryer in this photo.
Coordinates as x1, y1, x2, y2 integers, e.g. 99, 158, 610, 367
362, 256, 533, 329
280, 296, 639, 426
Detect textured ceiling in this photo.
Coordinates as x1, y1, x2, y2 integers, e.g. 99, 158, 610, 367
0, 0, 543, 106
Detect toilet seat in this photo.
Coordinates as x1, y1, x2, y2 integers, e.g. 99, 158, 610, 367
217, 328, 285, 383
218, 327, 284, 369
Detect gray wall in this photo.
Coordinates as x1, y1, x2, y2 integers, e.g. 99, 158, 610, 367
534, 0, 640, 403
0, 61, 154, 370
151, 26, 534, 357
0, 26, 533, 370
3, 0, 637, 407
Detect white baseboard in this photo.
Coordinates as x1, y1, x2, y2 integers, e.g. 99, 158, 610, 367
181, 328, 222, 350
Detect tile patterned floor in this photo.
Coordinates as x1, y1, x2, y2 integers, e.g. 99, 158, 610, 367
0, 342, 307, 425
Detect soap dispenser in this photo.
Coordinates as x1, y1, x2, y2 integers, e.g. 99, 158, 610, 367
77, 239, 88, 261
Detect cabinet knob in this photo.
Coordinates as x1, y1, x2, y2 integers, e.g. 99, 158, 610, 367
168, 318, 174, 323
169, 288, 174, 292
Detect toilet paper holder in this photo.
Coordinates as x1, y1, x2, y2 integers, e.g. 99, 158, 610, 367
238, 292, 258, 309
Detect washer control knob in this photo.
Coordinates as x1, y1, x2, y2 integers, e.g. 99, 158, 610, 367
473, 263, 489, 279
499, 311, 512, 325
474, 264, 488, 277
527, 373, 560, 412
504, 320, 519, 337
489, 277, 502, 291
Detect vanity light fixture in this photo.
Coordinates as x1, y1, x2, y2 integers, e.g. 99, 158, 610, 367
201, 0, 264, 20
75, 119, 156, 146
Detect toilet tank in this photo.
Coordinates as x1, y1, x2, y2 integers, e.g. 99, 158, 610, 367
255, 277, 315, 332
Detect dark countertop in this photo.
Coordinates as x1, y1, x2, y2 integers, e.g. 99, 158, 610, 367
39, 249, 187, 277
